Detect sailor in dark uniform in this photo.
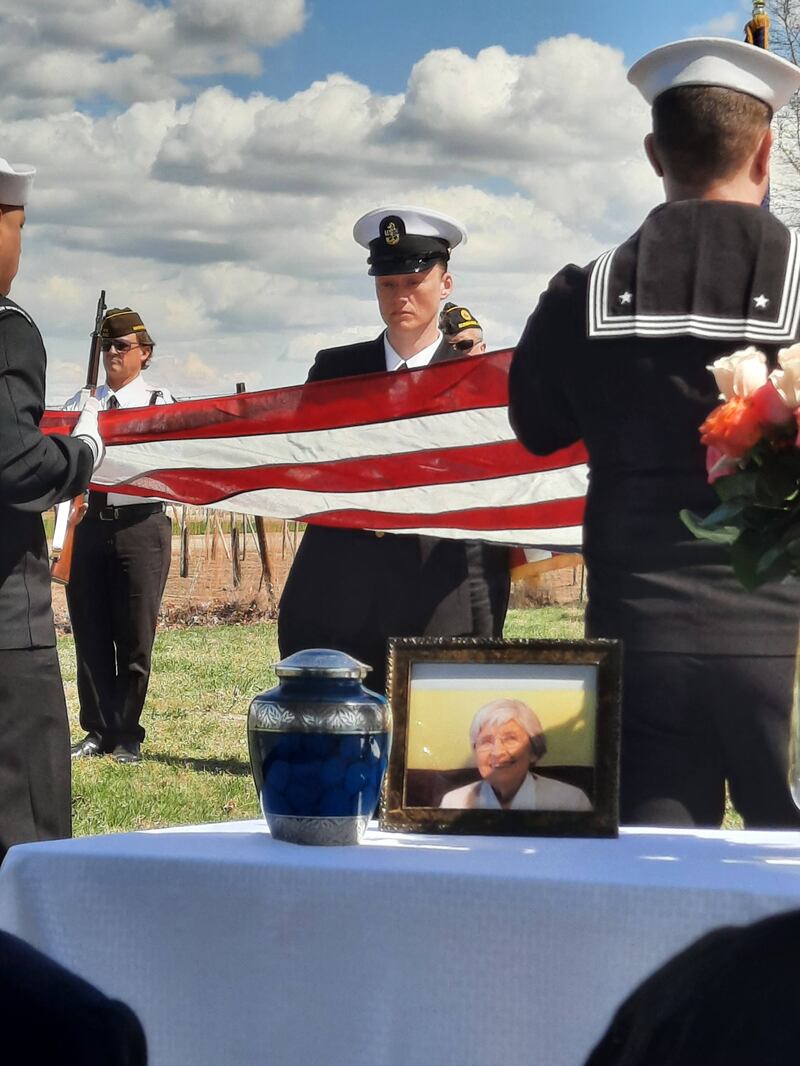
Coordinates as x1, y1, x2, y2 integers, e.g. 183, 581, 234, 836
278, 206, 510, 693
0, 158, 103, 860
509, 38, 800, 828
66, 308, 174, 765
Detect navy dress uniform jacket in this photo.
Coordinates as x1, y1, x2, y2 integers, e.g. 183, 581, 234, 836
509, 200, 800, 657
0, 296, 94, 857
278, 335, 510, 691
509, 201, 800, 827
0, 297, 93, 649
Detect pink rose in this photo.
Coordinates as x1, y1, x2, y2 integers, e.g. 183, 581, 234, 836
750, 380, 795, 427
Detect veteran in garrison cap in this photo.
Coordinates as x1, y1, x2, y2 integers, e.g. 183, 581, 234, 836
509, 37, 800, 830
440, 301, 486, 355
65, 306, 174, 766
0, 159, 104, 859
279, 206, 510, 695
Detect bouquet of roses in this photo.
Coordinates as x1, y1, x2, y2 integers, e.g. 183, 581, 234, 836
681, 345, 800, 590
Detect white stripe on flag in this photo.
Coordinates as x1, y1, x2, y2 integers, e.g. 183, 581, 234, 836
131, 466, 587, 519
93, 406, 514, 483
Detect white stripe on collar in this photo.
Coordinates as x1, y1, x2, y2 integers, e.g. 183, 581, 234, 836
587, 229, 800, 342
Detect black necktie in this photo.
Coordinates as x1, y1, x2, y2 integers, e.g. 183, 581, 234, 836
107, 395, 120, 409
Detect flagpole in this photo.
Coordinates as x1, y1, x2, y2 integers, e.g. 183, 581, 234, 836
745, 0, 772, 210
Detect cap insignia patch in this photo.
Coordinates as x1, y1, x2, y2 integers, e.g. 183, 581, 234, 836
380, 215, 405, 247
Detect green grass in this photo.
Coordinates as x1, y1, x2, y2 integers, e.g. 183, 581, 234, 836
63, 624, 279, 835
61, 605, 741, 835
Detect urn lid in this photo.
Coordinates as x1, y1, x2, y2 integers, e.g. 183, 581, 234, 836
274, 648, 370, 680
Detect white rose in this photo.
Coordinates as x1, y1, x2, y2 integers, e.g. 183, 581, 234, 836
708, 347, 768, 400
772, 343, 800, 407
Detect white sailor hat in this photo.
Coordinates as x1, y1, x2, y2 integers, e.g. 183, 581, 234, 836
353, 205, 467, 276
0, 158, 35, 207
628, 37, 800, 112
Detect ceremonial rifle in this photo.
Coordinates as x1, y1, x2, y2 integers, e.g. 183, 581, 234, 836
50, 290, 106, 585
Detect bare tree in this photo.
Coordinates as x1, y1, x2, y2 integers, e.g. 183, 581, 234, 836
768, 1, 800, 221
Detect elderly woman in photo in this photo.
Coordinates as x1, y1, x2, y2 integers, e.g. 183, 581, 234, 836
440, 698, 592, 811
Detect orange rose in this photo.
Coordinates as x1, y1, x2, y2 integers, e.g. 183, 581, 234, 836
700, 395, 763, 459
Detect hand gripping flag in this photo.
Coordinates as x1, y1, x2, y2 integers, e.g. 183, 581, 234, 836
41, 349, 587, 549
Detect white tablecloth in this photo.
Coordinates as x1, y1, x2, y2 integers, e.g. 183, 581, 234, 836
1, 821, 800, 1066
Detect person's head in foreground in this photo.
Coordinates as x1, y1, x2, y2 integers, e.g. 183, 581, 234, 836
583, 907, 800, 1065
353, 206, 466, 355
470, 698, 547, 807
0, 157, 34, 296
440, 302, 486, 356
628, 37, 800, 204
100, 307, 155, 391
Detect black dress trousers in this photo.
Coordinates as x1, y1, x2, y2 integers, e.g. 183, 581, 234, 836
0, 647, 71, 862
66, 509, 171, 747
620, 650, 800, 829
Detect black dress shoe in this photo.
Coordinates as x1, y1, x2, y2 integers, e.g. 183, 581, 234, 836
71, 733, 105, 759
111, 741, 141, 765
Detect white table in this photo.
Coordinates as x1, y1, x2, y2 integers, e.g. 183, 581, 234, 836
2, 821, 800, 1066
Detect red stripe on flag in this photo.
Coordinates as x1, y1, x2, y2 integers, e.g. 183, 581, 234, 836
302, 497, 586, 532
42, 349, 515, 444
95, 440, 587, 504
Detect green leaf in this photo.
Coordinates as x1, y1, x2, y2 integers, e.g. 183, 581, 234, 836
680, 509, 740, 544
731, 528, 794, 589
714, 471, 758, 502
755, 462, 800, 507
696, 498, 749, 528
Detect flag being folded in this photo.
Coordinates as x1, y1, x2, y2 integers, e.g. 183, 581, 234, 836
42, 349, 587, 549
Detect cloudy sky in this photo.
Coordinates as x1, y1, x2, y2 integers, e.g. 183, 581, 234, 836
0, 0, 761, 402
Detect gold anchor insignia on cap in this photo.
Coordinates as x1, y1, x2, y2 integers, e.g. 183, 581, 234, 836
384, 221, 400, 246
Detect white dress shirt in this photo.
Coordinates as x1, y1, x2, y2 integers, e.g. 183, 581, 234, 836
64, 376, 175, 507
383, 331, 443, 372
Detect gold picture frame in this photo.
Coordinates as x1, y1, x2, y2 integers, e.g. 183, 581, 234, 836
380, 637, 621, 837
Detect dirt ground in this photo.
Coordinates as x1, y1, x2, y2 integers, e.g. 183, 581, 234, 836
51, 527, 299, 630
51, 523, 582, 629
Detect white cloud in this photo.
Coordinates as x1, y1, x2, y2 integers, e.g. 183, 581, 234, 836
689, 4, 750, 36
0, 0, 306, 112
0, 20, 663, 404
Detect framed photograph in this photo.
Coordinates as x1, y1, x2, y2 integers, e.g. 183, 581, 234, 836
380, 638, 621, 837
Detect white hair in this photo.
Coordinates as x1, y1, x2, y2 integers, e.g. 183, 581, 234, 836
469, 698, 547, 759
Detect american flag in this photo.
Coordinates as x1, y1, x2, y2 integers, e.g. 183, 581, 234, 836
41, 349, 587, 549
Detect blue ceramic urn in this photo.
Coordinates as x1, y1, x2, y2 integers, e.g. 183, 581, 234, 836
247, 649, 391, 845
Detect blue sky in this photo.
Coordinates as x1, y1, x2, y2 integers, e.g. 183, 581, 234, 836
0, 0, 760, 399
253, 0, 747, 99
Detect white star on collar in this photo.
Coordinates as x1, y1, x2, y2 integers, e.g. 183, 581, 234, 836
753, 294, 770, 310
618, 291, 633, 306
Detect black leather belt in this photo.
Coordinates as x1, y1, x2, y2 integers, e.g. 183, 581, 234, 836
86, 502, 165, 522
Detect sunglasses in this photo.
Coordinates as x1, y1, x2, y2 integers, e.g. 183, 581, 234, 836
101, 339, 141, 354
450, 338, 477, 352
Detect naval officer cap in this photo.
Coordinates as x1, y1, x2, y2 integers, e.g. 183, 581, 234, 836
0, 158, 35, 207
353, 205, 467, 276
628, 37, 800, 112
